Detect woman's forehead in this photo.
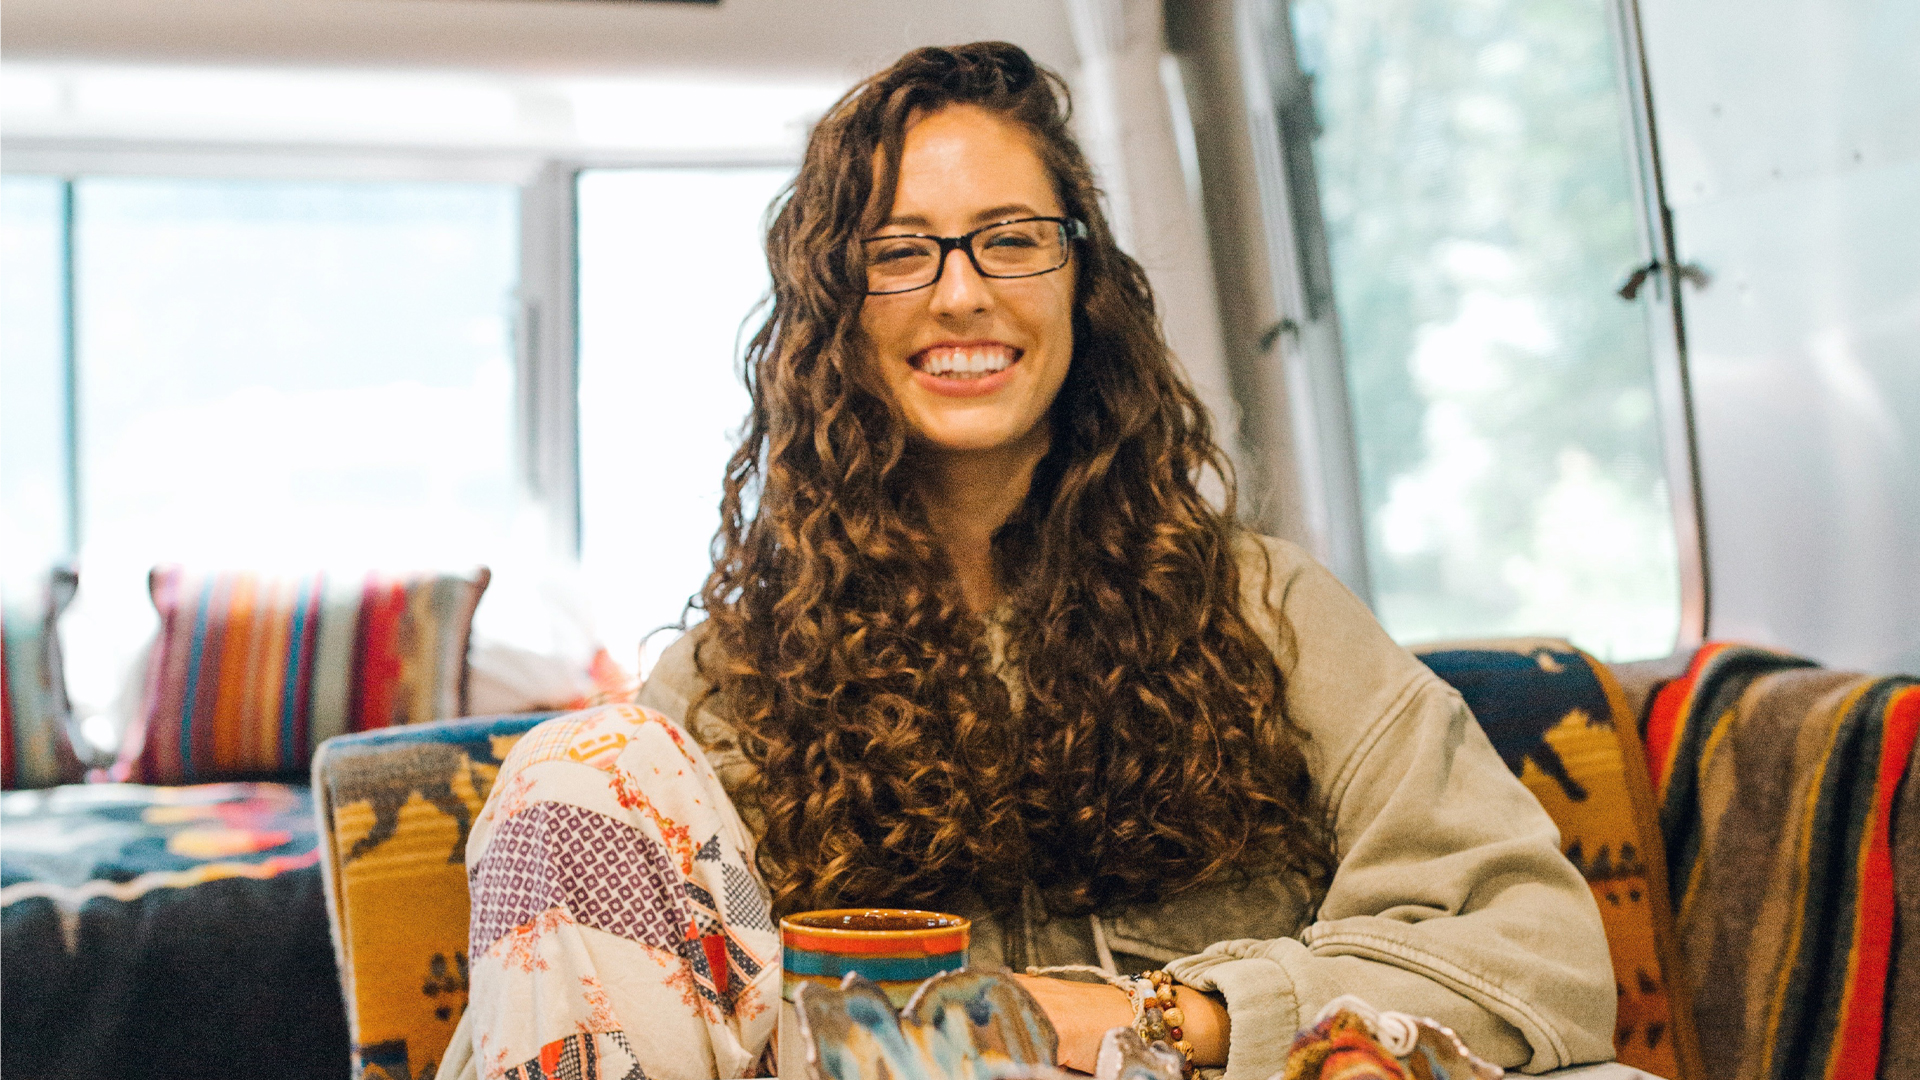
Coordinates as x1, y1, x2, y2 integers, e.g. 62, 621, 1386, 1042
880, 105, 1061, 225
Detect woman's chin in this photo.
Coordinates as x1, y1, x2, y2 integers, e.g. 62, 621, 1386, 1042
899, 375, 1057, 459
907, 417, 1044, 458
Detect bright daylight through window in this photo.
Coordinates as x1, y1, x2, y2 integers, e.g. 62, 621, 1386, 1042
2, 176, 522, 735
0, 176, 69, 574
0, 58, 844, 733
1291, 0, 1682, 660
576, 167, 792, 676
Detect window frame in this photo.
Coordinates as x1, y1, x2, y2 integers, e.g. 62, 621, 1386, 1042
1175, 0, 1708, 653
0, 172, 81, 557
1606, 0, 1712, 649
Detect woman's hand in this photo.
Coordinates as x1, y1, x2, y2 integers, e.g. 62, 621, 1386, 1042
1011, 974, 1231, 1073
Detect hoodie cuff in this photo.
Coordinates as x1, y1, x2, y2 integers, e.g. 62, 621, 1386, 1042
1166, 939, 1309, 1080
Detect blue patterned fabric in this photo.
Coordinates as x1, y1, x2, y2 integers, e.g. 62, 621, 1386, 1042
0, 780, 345, 1079
1419, 643, 1615, 801
1417, 639, 1699, 1079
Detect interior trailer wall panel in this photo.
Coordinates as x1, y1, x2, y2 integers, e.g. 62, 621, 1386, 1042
1638, 0, 1920, 672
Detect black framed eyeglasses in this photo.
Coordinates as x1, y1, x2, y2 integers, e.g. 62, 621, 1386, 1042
862, 216, 1089, 296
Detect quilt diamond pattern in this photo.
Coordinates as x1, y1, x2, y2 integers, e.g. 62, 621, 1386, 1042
469, 800, 687, 958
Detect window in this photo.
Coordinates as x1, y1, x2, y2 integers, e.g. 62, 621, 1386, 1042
1290, 0, 1682, 659
0, 176, 70, 575
3, 175, 522, 714
5, 61, 837, 720
72, 177, 521, 572
575, 167, 793, 670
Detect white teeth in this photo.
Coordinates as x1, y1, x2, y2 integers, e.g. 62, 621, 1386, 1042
920, 347, 1013, 378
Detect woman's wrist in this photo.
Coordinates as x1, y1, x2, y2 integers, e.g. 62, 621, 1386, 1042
1171, 984, 1230, 1067
1015, 968, 1230, 1072
1011, 973, 1134, 1072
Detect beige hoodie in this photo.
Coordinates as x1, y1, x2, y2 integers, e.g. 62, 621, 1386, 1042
636, 535, 1616, 1077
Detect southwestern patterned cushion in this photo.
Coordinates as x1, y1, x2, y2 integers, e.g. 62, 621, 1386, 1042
314, 712, 558, 1080
1418, 639, 1700, 1080
1, 780, 343, 1077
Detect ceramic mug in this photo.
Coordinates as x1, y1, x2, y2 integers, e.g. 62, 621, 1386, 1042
776, 908, 971, 1075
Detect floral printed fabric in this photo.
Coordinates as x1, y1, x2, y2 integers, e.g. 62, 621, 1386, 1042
461, 704, 778, 1080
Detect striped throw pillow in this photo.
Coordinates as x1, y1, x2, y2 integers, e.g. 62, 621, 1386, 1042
1, 566, 88, 790
121, 566, 490, 784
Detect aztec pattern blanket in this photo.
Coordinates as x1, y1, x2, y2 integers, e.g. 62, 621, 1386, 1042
1641, 642, 1919, 1080
314, 711, 559, 1080
1884, 733, 1920, 1080
1419, 641, 1697, 1078
0, 781, 346, 1079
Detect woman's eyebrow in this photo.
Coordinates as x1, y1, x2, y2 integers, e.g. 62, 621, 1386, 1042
880, 204, 1043, 231
969, 203, 1039, 223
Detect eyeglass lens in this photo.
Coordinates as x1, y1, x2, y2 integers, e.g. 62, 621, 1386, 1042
864, 219, 1069, 293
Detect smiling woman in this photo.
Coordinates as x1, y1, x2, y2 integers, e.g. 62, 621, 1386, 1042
857, 104, 1081, 612
446, 41, 1616, 1080
859, 106, 1077, 461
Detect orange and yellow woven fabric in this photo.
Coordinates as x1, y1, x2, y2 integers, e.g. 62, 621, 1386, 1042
1419, 639, 1700, 1080
314, 712, 557, 1080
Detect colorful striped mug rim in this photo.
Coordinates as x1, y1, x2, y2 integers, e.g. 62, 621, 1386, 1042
779, 908, 971, 955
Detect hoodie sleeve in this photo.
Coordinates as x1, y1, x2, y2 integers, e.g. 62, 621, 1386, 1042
1164, 538, 1615, 1077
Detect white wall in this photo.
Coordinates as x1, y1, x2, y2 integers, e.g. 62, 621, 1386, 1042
1640, 0, 1920, 672
1, 0, 1079, 166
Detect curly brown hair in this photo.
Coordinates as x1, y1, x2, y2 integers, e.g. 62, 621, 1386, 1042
695, 41, 1335, 918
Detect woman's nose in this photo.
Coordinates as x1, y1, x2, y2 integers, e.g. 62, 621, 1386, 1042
928, 246, 991, 315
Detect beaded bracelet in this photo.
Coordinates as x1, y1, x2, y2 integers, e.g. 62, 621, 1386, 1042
1137, 969, 1195, 1071
1026, 964, 1195, 1075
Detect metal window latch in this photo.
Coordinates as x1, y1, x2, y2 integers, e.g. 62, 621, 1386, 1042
1618, 260, 1711, 300
1257, 318, 1301, 353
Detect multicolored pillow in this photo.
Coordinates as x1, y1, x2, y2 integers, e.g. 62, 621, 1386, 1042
1, 566, 88, 790
121, 566, 490, 784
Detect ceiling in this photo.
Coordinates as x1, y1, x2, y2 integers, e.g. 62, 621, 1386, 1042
0, 0, 1080, 83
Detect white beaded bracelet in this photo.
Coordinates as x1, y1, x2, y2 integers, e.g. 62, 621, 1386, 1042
1026, 964, 1195, 1074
